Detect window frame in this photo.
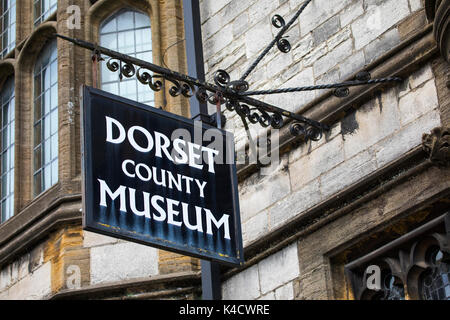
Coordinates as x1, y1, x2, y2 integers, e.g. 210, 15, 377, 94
0, 0, 16, 58
0, 75, 14, 223
32, 38, 58, 197
33, 0, 57, 27
99, 8, 154, 106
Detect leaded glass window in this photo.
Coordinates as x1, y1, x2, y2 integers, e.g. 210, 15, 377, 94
371, 274, 405, 300
346, 212, 450, 300
33, 39, 58, 196
0, 76, 14, 223
100, 9, 154, 105
1, 0, 16, 58
34, 0, 57, 27
420, 249, 450, 300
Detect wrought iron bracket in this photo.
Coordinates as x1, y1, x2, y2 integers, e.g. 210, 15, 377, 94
55, 0, 402, 141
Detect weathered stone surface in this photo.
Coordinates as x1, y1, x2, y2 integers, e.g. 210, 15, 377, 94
239, 158, 291, 222
295, 264, 331, 300
398, 79, 439, 126
242, 210, 269, 246
90, 242, 159, 285
409, 0, 423, 12
83, 230, 118, 248
297, 0, 351, 36
352, 0, 410, 50
258, 291, 275, 300
374, 110, 441, 167
298, 167, 450, 276
222, 264, 261, 300
426, 0, 450, 62
339, 49, 365, 79
409, 64, 434, 89
364, 28, 401, 63
342, 88, 402, 159
4, 262, 52, 300
340, 1, 364, 26
258, 243, 300, 294
269, 178, 322, 230
432, 57, 450, 127
314, 38, 353, 76
312, 16, 341, 46
203, 23, 234, 60
263, 67, 317, 113
327, 26, 352, 51
0, 266, 11, 292
288, 136, 344, 189
1, 0, 443, 301
320, 150, 378, 199
200, 0, 229, 22
275, 281, 295, 300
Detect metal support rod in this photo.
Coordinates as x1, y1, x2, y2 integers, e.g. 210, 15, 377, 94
200, 92, 225, 301
183, 0, 211, 124
239, 77, 404, 96
183, 0, 222, 300
239, 0, 313, 81
201, 260, 222, 300
54, 33, 327, 131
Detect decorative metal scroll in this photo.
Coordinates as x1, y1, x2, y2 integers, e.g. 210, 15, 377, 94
55, 0, 402, 141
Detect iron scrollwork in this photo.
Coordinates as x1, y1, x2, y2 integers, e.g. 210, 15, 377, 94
55, 0, 403, 142
106, 57, 195, 99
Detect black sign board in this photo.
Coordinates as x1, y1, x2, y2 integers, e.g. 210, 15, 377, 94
81, 86, 244, 266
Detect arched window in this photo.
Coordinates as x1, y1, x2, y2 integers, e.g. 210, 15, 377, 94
1, 0, 16, 57
33, 0, 57, 27
100, 9, 153, 105
0, 75, 14, 223
33, 39, 57, 196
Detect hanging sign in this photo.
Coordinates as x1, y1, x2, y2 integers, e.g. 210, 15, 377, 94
81, 86, 243, 266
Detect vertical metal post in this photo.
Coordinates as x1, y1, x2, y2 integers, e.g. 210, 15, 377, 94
183, 0, 210, 123
183, 0, 222, 300
183, 0, 211, 124
200, 260, 222, 300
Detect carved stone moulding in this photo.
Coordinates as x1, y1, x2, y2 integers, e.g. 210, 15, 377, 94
426, 0, 450, 63
422, 126, 450, 167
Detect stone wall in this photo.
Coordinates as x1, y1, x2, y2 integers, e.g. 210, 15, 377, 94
0, 241, 50, 300
200, 0, 429, 144
199, 0, 448, 300
83, 231, 159, 286
222, 243, 299, 300
238, 63, 439, 247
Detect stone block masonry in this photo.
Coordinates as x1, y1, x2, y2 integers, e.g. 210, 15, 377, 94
200, 0, 427, 142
